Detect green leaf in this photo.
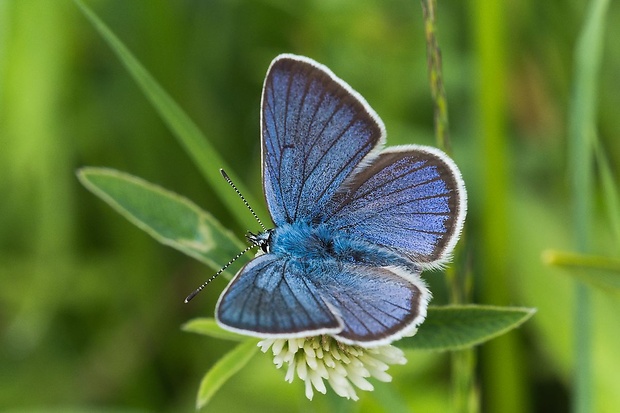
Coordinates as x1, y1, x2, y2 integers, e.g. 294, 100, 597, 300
73, 0, 267, 229
196, 339, 259, 409
182, 317, 246, 342
77, 167, 245, 271
543, 249, 620, 293
400, 305, 536, 351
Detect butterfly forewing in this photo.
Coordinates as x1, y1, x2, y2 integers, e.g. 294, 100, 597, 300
326, 145, 466, 267
261, 55, 385, 225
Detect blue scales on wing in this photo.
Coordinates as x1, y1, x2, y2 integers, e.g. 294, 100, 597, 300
322, 264, 428, 344
261, 56, 384, 226
216, 253, 428, 345
215, 254, 341, 338
325, 147, 466, 266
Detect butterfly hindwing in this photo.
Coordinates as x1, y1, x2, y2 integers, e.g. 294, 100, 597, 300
215, 254, 342, 338
323, 264, 430, 345
261, 55, 385, 225
326, 145, 466, 267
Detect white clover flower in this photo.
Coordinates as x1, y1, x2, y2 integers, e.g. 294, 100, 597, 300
258, 335, 407, 401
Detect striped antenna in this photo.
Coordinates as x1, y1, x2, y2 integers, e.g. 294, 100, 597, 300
184, 169, 266, 303
184, 243, 257, 303
220, 169, 266, 231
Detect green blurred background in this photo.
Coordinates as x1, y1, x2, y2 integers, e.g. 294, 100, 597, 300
1, 0, 619, 412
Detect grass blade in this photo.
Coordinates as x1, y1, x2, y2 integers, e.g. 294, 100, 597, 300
74, 0, 266, 229
567, 0, 610, 411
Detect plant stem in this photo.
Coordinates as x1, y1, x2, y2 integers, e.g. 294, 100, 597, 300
420, 1, 475, 411
421, 0, 451, 155
568, 0, 609, 411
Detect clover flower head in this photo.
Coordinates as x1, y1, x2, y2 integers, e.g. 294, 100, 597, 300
258, 335, 407, 401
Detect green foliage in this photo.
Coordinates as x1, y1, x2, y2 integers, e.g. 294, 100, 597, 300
77, 167, 245, 272
594, 141, 620, 247
195, 339, 259, 409
74, 0, 266, 229
182, 318, 246, 342
401, 306, 536, 351
563, 0, 610, 411
184, 305, 537, 354
543, 250, 620, 292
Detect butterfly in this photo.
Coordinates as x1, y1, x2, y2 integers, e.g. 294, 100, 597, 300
215, 54, 466, 347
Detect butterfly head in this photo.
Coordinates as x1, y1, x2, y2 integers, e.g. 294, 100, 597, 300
247, 229, 273, 254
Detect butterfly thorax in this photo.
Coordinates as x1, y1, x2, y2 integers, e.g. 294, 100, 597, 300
263, 221, 416, 270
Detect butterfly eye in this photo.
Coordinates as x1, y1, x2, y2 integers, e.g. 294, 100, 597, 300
261, 241, 270, 254
262, 230, 274, 253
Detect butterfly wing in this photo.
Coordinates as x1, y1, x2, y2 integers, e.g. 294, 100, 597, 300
324, 263, 430, 346
261, 54, 385, 226
325, 145, 467, 267
215, 254, 342, 338
216, 253, 429, 346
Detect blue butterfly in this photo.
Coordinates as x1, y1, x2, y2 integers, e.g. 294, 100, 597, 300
215, 54, 466, 347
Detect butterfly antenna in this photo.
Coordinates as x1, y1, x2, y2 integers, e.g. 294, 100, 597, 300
220, 169, 267, 231
184, 243, 257, 303
184, 169, 267, 303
